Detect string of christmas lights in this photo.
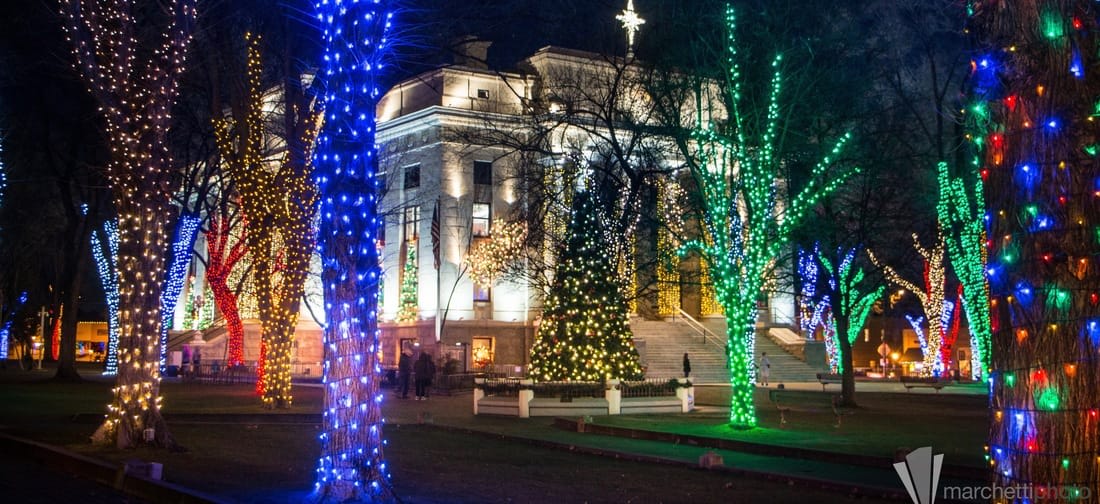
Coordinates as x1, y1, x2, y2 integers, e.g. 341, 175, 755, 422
466, 219, 526, 287
159, 212, 201, 369
967, 1, 1100, 493
676, 4, 858, 428
0, 292, 27, 360
819, 248, 883, 376
312, 0, 396, 499
204, 211, 248, 366
395, 245, 418, 322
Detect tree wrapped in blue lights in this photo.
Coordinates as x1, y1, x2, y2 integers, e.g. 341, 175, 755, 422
91, 217, 120, 374
676, 4, 858, 428
529, 190, 644, 382
158, 212, 201, 369
312, 0, 396, 500
968, 1, 1100, 494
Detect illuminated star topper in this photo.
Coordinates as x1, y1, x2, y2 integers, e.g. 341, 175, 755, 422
616, 0, 645, 55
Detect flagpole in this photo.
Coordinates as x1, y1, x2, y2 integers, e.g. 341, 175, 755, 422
434, 195, 442, 343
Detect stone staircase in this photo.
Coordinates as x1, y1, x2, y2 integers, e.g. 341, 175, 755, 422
630, 318, 729, 383
630, 316, 821, 384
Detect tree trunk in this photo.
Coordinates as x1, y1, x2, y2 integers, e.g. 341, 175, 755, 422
92, 208, 175, 449
725, 308, 758, 429
208, 275, 245, 367
836, 315, 857, 407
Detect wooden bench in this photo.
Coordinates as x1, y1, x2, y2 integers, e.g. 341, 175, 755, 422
900, 376, 952, 393
768, 389, 851, 428
816, 373, 842, 391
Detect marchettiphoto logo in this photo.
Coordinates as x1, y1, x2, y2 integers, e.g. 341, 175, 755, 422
893, 446, 944, 504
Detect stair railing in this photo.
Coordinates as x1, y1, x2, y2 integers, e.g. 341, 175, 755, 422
674, 309, 727, 354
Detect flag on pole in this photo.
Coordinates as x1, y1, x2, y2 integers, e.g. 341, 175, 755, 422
431, 197, 441, 270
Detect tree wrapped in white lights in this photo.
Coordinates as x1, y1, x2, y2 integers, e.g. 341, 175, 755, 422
676, 4, 857, 428
312, 0, 396, 500
61, 0, 195, 448
870, 233, 952, 377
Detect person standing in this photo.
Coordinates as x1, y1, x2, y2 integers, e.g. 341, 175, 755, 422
758, 352, 771, 386
414, 352, 436, 400
682, 352, 691, 378
398, 350, 412, 399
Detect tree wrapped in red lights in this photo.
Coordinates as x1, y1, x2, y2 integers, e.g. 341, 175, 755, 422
61, 0, 196, 448
968, 0, 1100, 494
203, 204, 248, 367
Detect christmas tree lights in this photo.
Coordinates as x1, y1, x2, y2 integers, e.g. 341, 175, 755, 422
656, 181, 682, 316
395, 246, 418, 322
529, 191, 644, 382
677, 4, 857, 428
61, 0, 195, 448
968, 1, 1100, 494
871, 234, 952, 377
311, 0, 396, 499
91, 218, 120, 374
466, 219, 526, 287
936, 161, 992, 379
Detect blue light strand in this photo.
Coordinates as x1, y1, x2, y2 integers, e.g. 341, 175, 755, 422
158, 212, 201, 369
312, 0, 397, 501
91, 218, 120, 374
0, 292, 28, 360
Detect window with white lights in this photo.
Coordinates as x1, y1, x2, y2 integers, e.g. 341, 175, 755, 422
472, 202, 490, 237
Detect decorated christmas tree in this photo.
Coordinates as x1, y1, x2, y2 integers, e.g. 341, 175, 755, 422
396, 246, 419, 322
529, 191, 643, 382
967, 0, 1100, 494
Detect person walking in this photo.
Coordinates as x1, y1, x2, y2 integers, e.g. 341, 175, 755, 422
398, 350, 412, 399
414, 352, 436, 400
758, 352, 771, 386
682, 352, 691, 378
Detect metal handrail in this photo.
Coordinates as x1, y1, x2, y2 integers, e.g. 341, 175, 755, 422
675, 309, 727, 351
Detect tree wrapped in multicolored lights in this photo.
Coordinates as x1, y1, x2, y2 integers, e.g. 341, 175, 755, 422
675, 4, 857, 428
311, 0, 396, 500
529, 191, 644, 382
967, 1, 1100, 495
936, 161, 992, 379
61, 0, 196, 448
214, 33, 322, 407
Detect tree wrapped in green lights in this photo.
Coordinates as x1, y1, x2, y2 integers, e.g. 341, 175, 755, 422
936, 161, 992, 379
967, 1, 1100, 494
675, 4, 858, 428
818, 248, 883, 406
529, 191, 644, 382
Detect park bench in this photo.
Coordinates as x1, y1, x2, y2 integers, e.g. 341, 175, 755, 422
768, 389, 851, 428
816, 373, 842, 391
900, 376, 953, 393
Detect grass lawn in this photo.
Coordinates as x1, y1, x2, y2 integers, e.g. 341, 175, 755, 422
0, 365, 964, 502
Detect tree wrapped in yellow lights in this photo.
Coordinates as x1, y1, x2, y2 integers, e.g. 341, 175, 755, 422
213, 33, 322, 408
61, 0, 196, 448
529, 191, 644, 382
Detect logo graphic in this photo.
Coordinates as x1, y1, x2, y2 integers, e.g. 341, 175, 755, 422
893, 446, 944, 504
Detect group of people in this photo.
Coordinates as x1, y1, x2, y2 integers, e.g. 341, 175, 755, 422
397, 350, 436, 400
682, 351, 771, 386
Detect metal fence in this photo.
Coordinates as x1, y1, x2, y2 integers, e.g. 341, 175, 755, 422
620, 378, 681, 398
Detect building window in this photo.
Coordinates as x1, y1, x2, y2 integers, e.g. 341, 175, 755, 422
474, 160, 492, 186
404, 164, 420, 189
472, 202, 490, 237
473, 281, 491, 303
476, 89, 490, 99
404, 206, 420, 241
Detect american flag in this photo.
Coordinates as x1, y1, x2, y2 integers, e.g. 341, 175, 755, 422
431, 197, 441, 270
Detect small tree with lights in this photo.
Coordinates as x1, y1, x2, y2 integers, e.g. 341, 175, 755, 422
529, 190, 644, 382
395, 246, 418, 322
816, 248, 883, 406
674, 4, 858, 428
